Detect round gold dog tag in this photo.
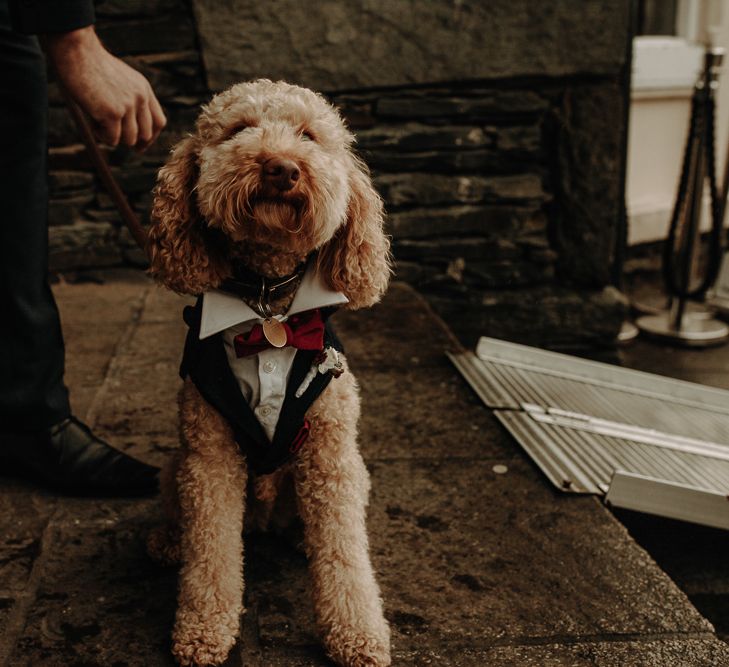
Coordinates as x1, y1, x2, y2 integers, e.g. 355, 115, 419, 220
262, 318, 288, 348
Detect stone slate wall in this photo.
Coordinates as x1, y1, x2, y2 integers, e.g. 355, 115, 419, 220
192, 0, 630, 91
332, 83, 627, 348
48, 0, 628, 349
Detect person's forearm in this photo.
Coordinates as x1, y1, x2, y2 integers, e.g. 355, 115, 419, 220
43, 25, 102, 70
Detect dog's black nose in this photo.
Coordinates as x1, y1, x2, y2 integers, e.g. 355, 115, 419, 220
263, 158, 300, 192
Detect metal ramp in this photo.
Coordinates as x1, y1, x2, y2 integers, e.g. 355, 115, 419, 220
449, 337, 729, 529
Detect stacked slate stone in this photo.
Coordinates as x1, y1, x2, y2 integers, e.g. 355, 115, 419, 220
334, 90, 551, 343
331, 87, 626, 348
46, 0, 626, 349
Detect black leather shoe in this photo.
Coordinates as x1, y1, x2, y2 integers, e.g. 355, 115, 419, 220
0, 416, 159, 496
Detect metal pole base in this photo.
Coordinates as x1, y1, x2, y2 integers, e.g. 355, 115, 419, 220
616, 320, 640, 345
684, 301, 720, 319
706, 294, 729, 320
636, 310, 729, 347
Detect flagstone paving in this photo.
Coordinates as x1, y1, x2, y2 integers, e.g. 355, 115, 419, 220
1, 269, 727, 666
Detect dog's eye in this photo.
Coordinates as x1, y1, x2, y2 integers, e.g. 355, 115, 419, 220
223, 123, 250, 141
301, 129, 316, 142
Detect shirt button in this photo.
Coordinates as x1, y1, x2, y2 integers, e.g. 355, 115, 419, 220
262, 360, 276, 374
259, 405, 272, 418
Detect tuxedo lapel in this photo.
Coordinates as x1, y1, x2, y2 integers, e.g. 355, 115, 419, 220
181, 302, 269, 450
271, 321, 344, 453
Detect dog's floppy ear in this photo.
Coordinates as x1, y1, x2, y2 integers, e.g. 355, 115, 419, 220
148, 135, 228, 294
316, 155, 392, 309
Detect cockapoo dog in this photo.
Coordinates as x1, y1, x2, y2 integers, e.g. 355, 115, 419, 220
145, 79, 392, 667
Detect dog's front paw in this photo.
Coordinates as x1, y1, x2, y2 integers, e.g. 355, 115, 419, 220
172, 609, 239, 666
324, 627, 391, 667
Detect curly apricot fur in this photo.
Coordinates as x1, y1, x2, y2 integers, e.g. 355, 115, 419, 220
148, 80, 391, 667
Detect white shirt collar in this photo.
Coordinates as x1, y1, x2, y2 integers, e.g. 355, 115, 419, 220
199, 264, 348, 339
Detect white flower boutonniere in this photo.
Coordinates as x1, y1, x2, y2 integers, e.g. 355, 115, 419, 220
295, 346, 344, 398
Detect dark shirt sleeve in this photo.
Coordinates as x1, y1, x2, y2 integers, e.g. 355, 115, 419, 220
8, 0, 95, 35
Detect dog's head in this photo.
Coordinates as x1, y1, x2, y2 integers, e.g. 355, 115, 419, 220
148, 79, 391, 308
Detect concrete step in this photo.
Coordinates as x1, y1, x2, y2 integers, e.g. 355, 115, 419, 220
0, 270, 726, 666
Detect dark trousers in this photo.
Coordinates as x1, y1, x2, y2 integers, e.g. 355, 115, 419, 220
0, 0, 70, 430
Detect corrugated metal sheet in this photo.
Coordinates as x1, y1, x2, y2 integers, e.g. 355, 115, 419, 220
449, 337, 729, 527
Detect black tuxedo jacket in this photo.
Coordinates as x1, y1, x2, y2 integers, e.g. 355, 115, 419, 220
179, 298, 344, 474
9, 0, 94, 34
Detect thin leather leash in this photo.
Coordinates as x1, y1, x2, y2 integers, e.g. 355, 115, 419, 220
63, 90, 150, 254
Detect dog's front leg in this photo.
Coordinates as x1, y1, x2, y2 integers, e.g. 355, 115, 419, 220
294, 377, 391, 667
172, 381, 247, 667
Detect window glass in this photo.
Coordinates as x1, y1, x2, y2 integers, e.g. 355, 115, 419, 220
637, 0, 678, 36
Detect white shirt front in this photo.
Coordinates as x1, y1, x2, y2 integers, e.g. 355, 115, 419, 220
200, 267, 348, 440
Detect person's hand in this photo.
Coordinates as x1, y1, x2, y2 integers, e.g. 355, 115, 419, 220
45, 26, 167, 150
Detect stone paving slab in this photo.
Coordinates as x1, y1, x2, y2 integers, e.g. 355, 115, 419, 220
246, 638, 729, 667
9, 501, 175, 667
243, 460, 712, 654
391, 639, 729, 667
356, 366, 514, 460
332, 287, 459, 369
0, 486, 55, 652
615, 509, 729, 646
615, 511, 729, 598
53, 270, 150, 418
1, 271, 726, 666
87, 285, 193, 468
369, 460, 710, 641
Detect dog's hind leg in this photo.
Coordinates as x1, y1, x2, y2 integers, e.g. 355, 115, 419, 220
293, 371, 391, 667
172, 380, 248, 667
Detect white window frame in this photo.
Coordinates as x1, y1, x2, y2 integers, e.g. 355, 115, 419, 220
632, 0, 704, 95
632, 36, 703, 95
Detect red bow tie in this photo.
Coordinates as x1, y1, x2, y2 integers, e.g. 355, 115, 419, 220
234, 309, 325, 358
